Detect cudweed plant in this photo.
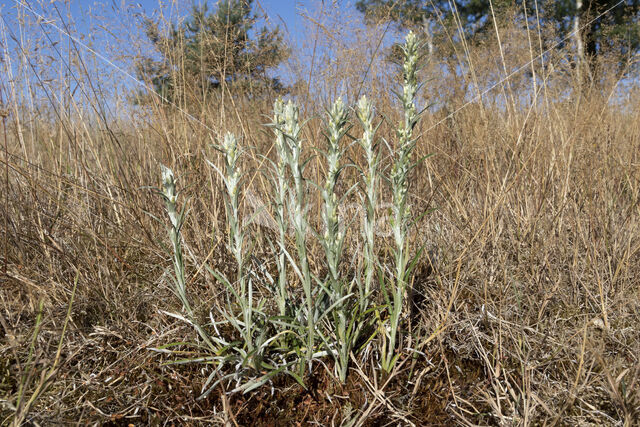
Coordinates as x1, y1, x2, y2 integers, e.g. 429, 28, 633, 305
383, 31, 424, 372
356, 95, 379, 310
319, 98, 354, 383
281, 100, 317, 371
219, 133, 243, 276
157, 166, 216, 352
157, 163, 294, 396
271, 98, 290, 318
160, 165, 193, 316
207, 133, 267, 366
153, 30, 428, 393
322, 98, 349, 298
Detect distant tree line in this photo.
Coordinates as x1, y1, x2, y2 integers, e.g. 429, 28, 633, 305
135, 0, 289, 105
134, 0, 640, 104
356, 0, 640, 79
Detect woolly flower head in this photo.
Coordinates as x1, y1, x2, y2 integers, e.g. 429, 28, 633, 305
272, 98, 290, 165
283, 100, 300, 137
327, 98, 348, 144
160, 165, 179, 228
222, 132, 238, 158
273, 98, 285, 124
329, 98, 347, 126
404, 31, 418, 58
405, 30, 416, 45
161, 165, 174, 187
402, 31, 419, 92
357, 95, 373, 123
161, 165, 177, 203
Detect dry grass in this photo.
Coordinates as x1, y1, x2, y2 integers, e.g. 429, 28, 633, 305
1, 1, 640, 425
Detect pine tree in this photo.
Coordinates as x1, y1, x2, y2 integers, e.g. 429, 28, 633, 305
136, 0, 288, 104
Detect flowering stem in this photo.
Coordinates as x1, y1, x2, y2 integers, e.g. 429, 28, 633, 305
272, 99, 290, 318
384, 31, 421, 372
356, 95, 378, 312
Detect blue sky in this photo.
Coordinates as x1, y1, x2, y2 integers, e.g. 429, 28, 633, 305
14, 1, 353, 53
1, 0, 388, 114
0, 1, 348, 90
59, 0, 361, 73
2, 0, 637, 120
64, 1, 327, 41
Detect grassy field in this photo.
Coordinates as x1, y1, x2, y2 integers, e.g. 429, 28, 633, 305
1, 1, 639, 425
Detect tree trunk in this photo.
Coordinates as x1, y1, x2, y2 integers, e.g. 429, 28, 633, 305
573, 0, 585, 85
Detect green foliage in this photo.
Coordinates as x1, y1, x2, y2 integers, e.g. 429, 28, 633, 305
136, 0, 289, 103
550, 0, 640, 59
356, 0, 513, 31
356, 0, 640, 65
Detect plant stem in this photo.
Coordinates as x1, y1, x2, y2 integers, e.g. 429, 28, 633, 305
384, 31, 421, 372
356, 95, 378, 311
282, 101, 314, 369
322, 98, 350, 382
272, 99, 289, 317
